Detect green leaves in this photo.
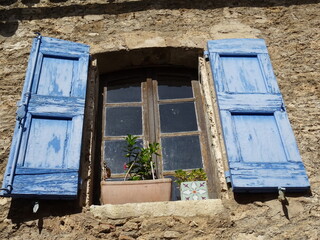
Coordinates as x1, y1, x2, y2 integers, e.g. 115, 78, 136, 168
124, 135, 160, 181
174, 168, 207, 186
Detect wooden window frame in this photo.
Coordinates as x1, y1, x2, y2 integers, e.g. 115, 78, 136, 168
99, 67, 213, 185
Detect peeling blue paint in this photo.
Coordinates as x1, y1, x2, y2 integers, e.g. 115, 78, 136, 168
0, 36, 89, 199
208, 38, 310, 192
48, 135, 61, 153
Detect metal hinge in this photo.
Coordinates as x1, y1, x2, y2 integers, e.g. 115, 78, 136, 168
225, 170, 231, 184
33, 201, 40, 213
16, 104, 27, 123
278, 187, 286, 202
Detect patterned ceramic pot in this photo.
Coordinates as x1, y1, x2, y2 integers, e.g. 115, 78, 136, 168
180, 181, 209, 200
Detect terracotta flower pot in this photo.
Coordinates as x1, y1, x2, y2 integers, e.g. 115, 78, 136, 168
100, 178, 172, 204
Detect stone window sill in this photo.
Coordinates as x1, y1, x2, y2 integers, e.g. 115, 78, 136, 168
90, 199, 225, 219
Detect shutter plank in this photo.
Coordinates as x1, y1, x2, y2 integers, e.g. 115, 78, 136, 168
208, 38, 268, 54
28, 95, 85, 116
257, 54, 280, 93
67, 115, 84, 169
12, 172, 78, 198
37, 56, 75, 97
274, 111, 303, 162
220, 111, 240, 163
23, 117, 70, 168
217, 93, 282, 112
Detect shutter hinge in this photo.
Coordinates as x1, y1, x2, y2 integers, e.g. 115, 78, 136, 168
16, 92, 31, 126
16, 104, 27, 124
224, 170, 231, 184
204, 51, 209, 61
35, 32, 42, 39
33, 201, 40, 213
281, 103, 286, 112
278, 187, 286, 201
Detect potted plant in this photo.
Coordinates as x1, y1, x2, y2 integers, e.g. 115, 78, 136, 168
174, 168, 208, 201
100, 135, 172, 204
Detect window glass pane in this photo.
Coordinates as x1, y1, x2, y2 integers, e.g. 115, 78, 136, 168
161, 135, 203, 171
107, 82, 141, 103
158, 77, 193, 100
105, 106, 142, 136
104, 139, 142, 174
159, 102, 198, 133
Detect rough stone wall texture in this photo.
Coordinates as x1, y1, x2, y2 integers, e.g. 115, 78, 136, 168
0, 0, 319, 239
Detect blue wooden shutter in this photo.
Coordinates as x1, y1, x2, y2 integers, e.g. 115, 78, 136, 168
207, 39, 310, 192
1, 36, 90, 199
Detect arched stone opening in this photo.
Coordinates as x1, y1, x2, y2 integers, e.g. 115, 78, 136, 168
94, 47, 203, 74
88, 47, 221, 204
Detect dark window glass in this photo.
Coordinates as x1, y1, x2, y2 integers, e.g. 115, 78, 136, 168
107, 82, 141, 103
158, 77, 193, 100
104, 139, 142, 174
161, 135, 202, 171
159, 102, 198, 133
105, 106, 142, 136
166, 175, 181, 201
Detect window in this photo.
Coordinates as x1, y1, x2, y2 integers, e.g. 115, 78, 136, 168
100, 67, 212, 199
1, 36, 309, 202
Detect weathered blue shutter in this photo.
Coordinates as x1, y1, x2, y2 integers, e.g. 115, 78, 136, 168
207, 39, 310, 192
1, 36, 89, 199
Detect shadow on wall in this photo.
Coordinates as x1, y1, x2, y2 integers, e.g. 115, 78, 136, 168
1, 0, 319, 36
233, 191, 312, 205
233, 191, 312, 220
0, 21, 18, 37
7, 198, 81, 228
0, 0, 67, 6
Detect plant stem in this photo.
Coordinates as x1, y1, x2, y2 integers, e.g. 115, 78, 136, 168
150, 161, 155, 180
124, 160, 135, 181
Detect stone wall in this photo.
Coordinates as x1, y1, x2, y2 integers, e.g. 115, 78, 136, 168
0, 0, 319, 239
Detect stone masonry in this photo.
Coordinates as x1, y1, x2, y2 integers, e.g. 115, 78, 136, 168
0, 0, 319, 239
